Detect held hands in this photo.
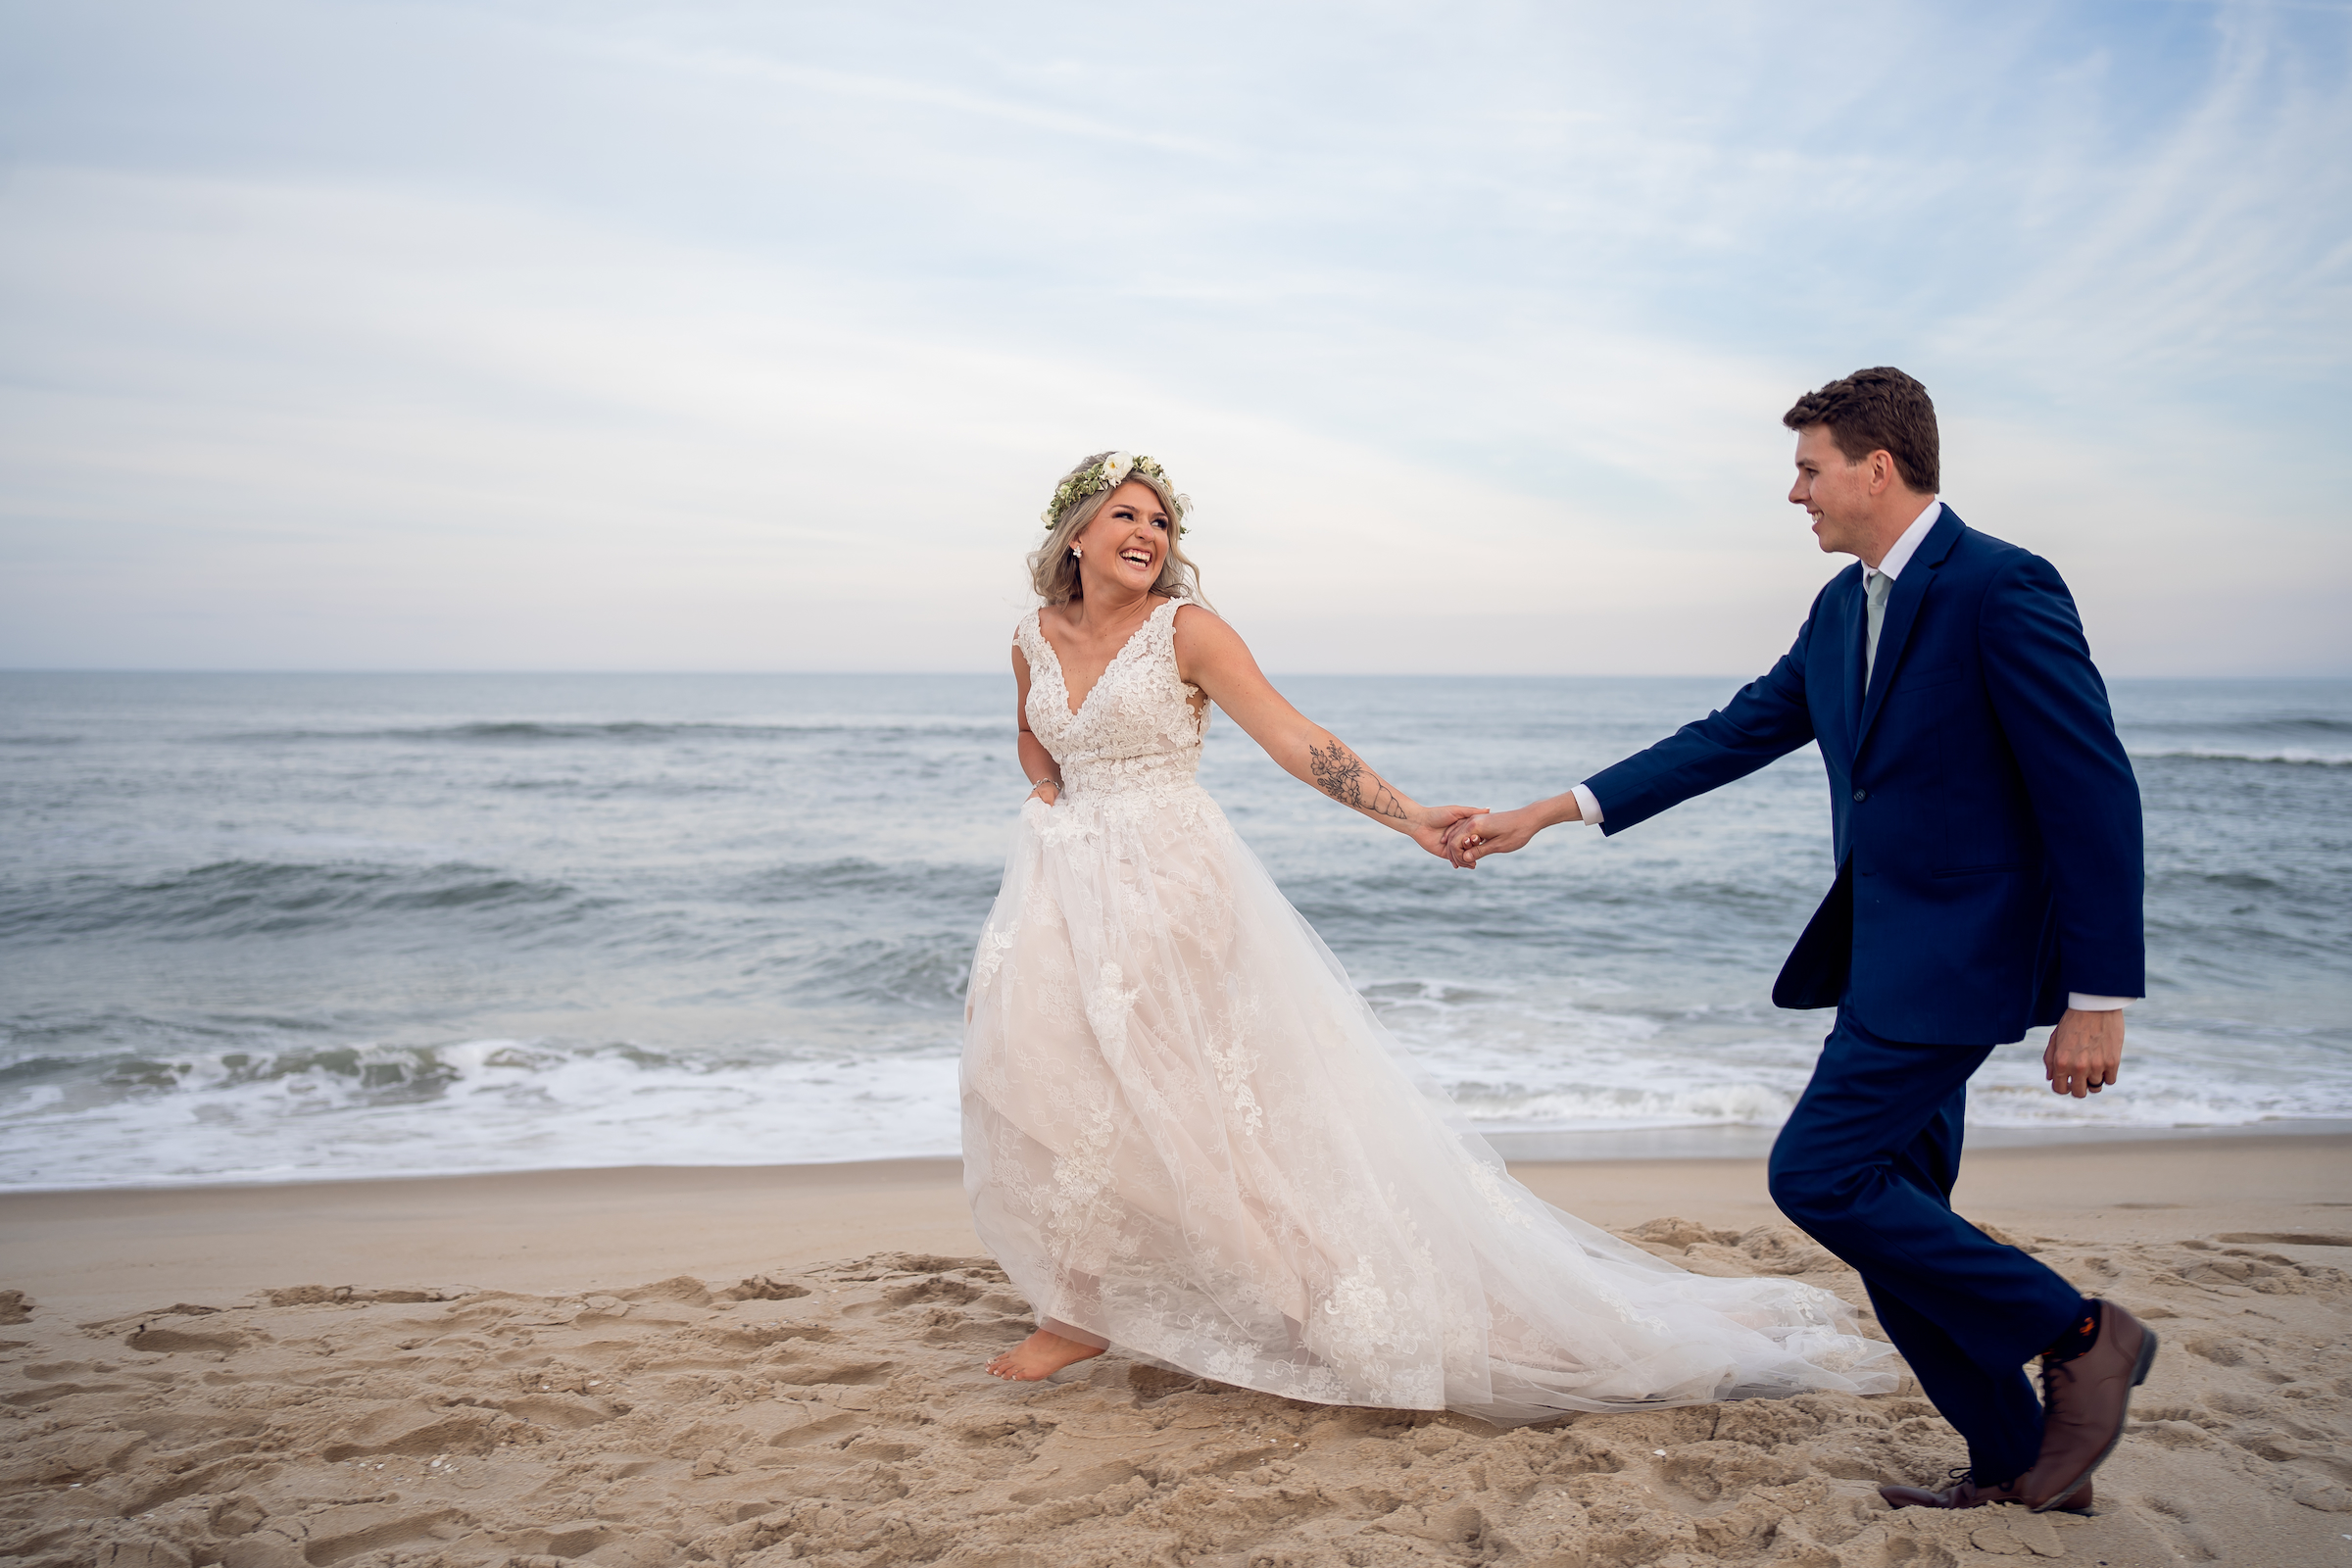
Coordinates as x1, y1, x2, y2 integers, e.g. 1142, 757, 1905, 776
1441, 807, 1542, 868
1441, 790, 1594, 866
1408, 804, 1487, 859
2044, 1007, 2125, 1098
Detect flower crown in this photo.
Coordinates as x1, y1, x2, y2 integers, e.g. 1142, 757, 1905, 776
1042, 452, 1193, 536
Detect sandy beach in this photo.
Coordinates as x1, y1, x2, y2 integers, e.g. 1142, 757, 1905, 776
4, 1135, 2348, 1568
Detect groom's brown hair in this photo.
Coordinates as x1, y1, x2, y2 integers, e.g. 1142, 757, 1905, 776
1782, 368, 1939, 495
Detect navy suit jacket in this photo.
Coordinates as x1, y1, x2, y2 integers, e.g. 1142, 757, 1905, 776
1584, 506, 2144, 1046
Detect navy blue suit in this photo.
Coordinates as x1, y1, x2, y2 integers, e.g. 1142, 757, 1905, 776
1584, 505, 2143, 1482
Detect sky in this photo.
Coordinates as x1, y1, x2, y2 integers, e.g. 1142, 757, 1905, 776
1, 1, 2347, 676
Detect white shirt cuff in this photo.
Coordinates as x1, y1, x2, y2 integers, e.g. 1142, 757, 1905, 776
1571, 783, 1603, 825
2066, 994, 2135, 1011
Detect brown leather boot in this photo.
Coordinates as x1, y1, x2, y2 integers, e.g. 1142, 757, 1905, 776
1881, 1468, 2094, 1513
2015, 1299, 2159, 1512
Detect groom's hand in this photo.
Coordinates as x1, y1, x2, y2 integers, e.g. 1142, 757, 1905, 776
2043, 1007, 2125, 1098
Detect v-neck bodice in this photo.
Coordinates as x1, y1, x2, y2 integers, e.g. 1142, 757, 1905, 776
1015, 598, 1207, 803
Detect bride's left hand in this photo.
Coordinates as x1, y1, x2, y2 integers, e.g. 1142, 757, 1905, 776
1408, 804, 1485, 859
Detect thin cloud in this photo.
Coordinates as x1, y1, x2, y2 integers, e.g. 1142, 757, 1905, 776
578, 37, 1240, 162
0, 2, 2345, 675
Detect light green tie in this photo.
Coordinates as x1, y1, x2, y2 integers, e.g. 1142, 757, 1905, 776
1865, 568, 1895, 683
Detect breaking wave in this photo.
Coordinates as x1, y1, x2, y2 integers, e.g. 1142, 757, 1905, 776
0, 861, 593, 944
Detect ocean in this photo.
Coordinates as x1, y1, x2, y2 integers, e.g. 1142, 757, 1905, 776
3, 671, 2348, 1190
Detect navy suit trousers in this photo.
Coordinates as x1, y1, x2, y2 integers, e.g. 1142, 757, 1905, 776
1767, 1006, 2084, 1484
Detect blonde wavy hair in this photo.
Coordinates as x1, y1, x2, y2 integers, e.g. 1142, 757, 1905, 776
1027, 451, 1209, 609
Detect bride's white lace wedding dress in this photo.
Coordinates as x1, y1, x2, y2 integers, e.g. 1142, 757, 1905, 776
962, 598, 1896, 1427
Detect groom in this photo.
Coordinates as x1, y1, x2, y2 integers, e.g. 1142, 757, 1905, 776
1447, 368, 2155, 1512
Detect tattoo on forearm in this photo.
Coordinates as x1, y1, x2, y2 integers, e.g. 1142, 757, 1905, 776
1307, 740, 1408, 820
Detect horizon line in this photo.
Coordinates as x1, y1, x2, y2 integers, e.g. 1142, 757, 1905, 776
6, 668, 2351, 682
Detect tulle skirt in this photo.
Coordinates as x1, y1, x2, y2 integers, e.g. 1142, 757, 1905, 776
960, 779, 1896, 1427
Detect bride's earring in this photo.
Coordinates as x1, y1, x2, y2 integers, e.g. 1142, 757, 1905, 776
1071, 546, 1081, 559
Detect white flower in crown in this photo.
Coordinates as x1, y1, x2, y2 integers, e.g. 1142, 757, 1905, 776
1102, 452, 1135, 487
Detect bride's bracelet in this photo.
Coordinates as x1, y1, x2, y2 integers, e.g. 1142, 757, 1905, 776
1028, 777, 1060, 794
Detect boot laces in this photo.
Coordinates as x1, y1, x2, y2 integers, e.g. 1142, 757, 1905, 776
2039, 1349, 2082, 1412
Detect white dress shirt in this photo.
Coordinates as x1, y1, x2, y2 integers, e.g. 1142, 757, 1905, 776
1570, 494, 2133, 1013
1863, 493, 1942, 592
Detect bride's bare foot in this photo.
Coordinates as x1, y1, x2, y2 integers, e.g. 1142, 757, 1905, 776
986, 1329, 1104, 1382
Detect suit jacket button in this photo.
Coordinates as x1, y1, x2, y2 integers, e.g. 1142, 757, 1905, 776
1852, 787, 1869, 802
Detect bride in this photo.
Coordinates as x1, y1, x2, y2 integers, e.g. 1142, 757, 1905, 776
961, 451, 1896, 1427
